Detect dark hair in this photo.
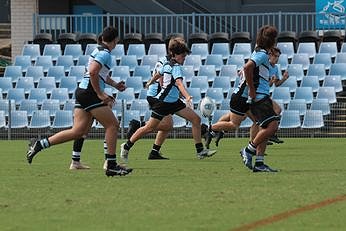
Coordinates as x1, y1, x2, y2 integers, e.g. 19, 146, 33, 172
168, 39, 190, 56
255, 25, 278, 51
102, 26, 118, 43
271, 47, 281, 55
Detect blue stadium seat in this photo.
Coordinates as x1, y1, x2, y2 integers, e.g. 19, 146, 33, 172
121, 109, 141, 128
68, 65, 86, 82
271, 87, 291, 104
279, 110, 301, 128
198, 65, 216, 83
16, 77, 34, 94
28, 110, 51, 129
19, 99, 38, 117
300, 75, 320, 93
14, 55, 31, 74
287, 64, 304, 82
181, 65, 195, 85
125, 77, 143, 94
56, 55, 74, 73
76, 55, 89, 66
35, 55, 53, 73
63, 99, 75, 111
9, 110, 28, 129
313, 53, 332, 71
41, 99, 61, 116
323, 75, 343, 92
47, 66, 66, 84
84, 44, 98, 55
301, 110, 324, 129
147, 43, 166, 58
111, 44, 125, 62
294, 86, 313, 104
4, 66, 22, 83
51, 110, 73, 129
43, 44, 62, 62
191, 43, 209, 61
0, 77, 13, 95
232, 43, 251, 60
297, 42, 316, 59
190, 76, 209, 94
119, 55, 138, 72
329, 63, 346, 81
50, 88, 70, 104
219, 64, 238, 83
317, 86, 337, 104
184, 55, 202, 72
130, 99, 149, 117
307, 64, 326, 81
206, 87, 224, 105
212, 76, 231, 94
25, 66, 44, 83
211, 110, 229, 124
277, 53, 289, 70
127, 44, 146, 61
28, 88, 47, 106
277, 42, 295, 60
64, 44, 83, 62
141, 55, 159, 71
22, 44, 40, 62
0, 99, 16, 117
133, 65, 152, 83
287, 99, 307, 116
187, 87, 202, 108
37, 77, 56, 94
211, 43, 230, 60
111, 65, 131, 81
0, 111, 5, 128
7, 88, 25, 106
291, 53, 310, 71
116, 87, 135, 106
280, 76, 297, 93
318, 42, 338, 59
227, 54, 245, 70
172, 114, 187, 128
205, 54, 223, 71
60, 76, 77, 94
310, 98, 330, 116
334, 52, 346, 63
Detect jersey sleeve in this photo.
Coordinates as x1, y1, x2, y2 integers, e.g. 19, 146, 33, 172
250, 51, 268, 67
171, 65, 183, 81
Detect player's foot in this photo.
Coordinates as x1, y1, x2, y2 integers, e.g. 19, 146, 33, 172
240, 148, 253, 170
69, 160, 90, 170
197, 149, 216, 159
267, 141, 273, 145
269, 135, 284, 144
26, 139, 42, 164
127, 119, 141, 139
148, 151, 169, 160
105, 160, 133, 177
215, 131, 224, 147
253, 164, 278, 173
120, 143, 129, 164
204, 131, 213, 149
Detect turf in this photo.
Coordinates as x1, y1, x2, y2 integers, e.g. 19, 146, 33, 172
0, 138, 346, 231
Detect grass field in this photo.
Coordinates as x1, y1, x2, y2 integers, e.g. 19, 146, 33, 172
1, 138, 346, 231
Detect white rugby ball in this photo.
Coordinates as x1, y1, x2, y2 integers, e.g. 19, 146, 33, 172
199, 96, 215, 118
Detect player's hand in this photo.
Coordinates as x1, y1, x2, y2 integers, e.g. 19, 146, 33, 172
186, 96, 193, 109
115, 81, 126, 92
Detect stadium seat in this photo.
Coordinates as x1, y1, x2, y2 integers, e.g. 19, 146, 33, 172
279, 110, 301, 128
111, 44, 125, 62
16, 77, 34, 94
51, 110, 73, 129
329, 63, 346, 81
127, 44, 146, 61
334, 52, 346, 63
57, 33, 77, 52
7, 88, 25, 106
208, 32, 229, 52
116, 87, 135, 106
130, 99, 149, 118
181, 65, 195, 85
219, 65, 238, 83
172, 114, 187, 128
125, 76, 143, 94
63, 99, 75, 111
188, 32, 208, 49
144, 33, 163, 53
133, 65, 152, 83
301, 110, 324, 129
323, 75, 343, 92
184, 55, 202, 72
37, 77, 56, 94
297, 42, 317, 59
14, 55, 31, 74
230, 31, 251, 52
313, 53, 332, 71
64, 44, 83, 62
0, 111, 5, 128
84, 43, 98, 56
307, 64, 326, 81
77, 33, 97, 53
298, 30, 320, 52
28, 110, 51, 129
47, 66, 66, 84
300, 75, 320, 93
0, 99, 16, 117
141, 55, 158, 71
212, 76, 231, 94
287, 99, 307, 116
4, 65, 22, 83
198, 65, 217, 83
294, 86, 313, 104
211, 43, 230, 61
322, 30, 342, 51
0, 77, 13, 95
76, 55, 89, 66
190, 76, 209, 94
317, 86, 337, 104
122, 33, 143, 52
41, 99, 61, 116
291, 53, 310, 71
227, 54, 245, 71
119, 55, 138, 72
111, 65, 131, 81
28, 88, 47, 106
272, 87, 291, 104
56, 55, 74, 73
277, 31, 297, 52
68, 65, 86, 82
318, 42, 338, 59
33, 33, 53, 54
277, 42, 295, 60
277, 53, 289, 71
206, 88, 224, 105
205, 54, 223, 71
50, 88, 70, 105
120, 109, 141, 128
187, 87, 202, 108
138, 89, 147, 100
19, 99, 38, 117
287, 64, 304, 82
43, 44, 62, 62
9, 110, 28, 129
35, 55, 53, 73
280, 76, 297, 93
232, 43, 252, 60
191, 43, 209, 61
147, 44, 166, 58
22, 44, 40, 62
310, 98, 330, 116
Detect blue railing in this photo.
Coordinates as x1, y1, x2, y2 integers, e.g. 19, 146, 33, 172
34, 12, 346, 41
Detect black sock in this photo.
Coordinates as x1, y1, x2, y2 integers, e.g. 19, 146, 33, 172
195, 143, 204, 153
124, 140, 134, 150
151, 144, 161, 154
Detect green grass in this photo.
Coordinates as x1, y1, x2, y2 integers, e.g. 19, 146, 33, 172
1, 138, 346, 231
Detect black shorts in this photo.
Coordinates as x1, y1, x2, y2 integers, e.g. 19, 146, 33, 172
74, 87, 107, 112
250, 96, 280, 128
147, 96, 157, 109
149, 98, 186, 120
229, 93, 249, 116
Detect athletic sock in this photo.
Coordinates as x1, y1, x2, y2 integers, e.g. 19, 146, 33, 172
151, 144, 161, 155
255, 155, 264, 166
103, 140, 108, 160
195, 143, 204, 153
124, 140, 134, 151
246, 141, 256, 155
72, 138, 84, 161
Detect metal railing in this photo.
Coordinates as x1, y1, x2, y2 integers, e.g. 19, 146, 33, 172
33, 12, 346, 41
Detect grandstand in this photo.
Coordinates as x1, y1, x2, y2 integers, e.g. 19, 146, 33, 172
1, 0, 345, 140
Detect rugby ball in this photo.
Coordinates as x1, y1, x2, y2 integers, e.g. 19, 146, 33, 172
199, 96, 215, 118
